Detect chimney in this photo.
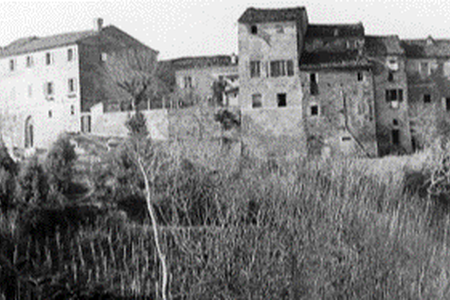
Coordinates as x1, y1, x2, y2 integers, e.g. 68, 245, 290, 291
94, 18, 104, 32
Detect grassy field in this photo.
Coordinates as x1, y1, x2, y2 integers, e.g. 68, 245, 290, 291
2, 138, 450, 299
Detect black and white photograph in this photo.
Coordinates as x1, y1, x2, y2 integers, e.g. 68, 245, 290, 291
1, 0, 450, 298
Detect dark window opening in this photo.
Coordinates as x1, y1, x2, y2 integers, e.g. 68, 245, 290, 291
388, 72, 394, 82
392, 129, 400, 145
46, 53, 52, 65
26, 56, 33, 67
68, 49, 73, 61
310, 73, 319, 95
252, 94, 262, 108
424, 94, 431, 103
277, 94, 287, 107
341, 136, 351, 142
287, 60, 294, 76
9, 59, 14, 71
70, 105, 75, 115
311, 105, 319, 116
386, 89, 403, 102
251, 25, 258, 35
48, 110, 52, 118
270, 61, 285, 77
250, 61, 261, 78
393, 119, 399, 126
357, 72, 363, 81
446, 98, 450, 111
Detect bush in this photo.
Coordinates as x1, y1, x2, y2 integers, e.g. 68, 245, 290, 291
125, 111, 148, 137
45, 136, 77, 194
16, 157, 49, 205
0, 167, 16, 212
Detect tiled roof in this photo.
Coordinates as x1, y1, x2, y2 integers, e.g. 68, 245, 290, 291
365, 35, 404, 56
163, 55, 238, 70
306, 23, 364, 38
0, 25, 157, 58
401, 37, 450, 58
300, 50, 370, 69
0, 30, 96, 58
238, 7, 306, 24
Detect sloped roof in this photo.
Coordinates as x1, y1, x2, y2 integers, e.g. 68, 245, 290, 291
300, 50, 370, 69
0, 30, 96, 58
163, 55, 238, 70
0, 25, 157, 58
401, 38, 450, 58
306, 23, 364, 38
365, 35, 404, 56
238, 7, 306, 24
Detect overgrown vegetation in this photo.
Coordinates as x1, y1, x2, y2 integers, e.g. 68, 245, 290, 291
4, 133, 450, 298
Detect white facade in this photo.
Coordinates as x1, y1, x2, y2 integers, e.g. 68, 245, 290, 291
0, 45, 81, 149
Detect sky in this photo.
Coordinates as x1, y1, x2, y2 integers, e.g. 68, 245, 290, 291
1, 0, 450, 60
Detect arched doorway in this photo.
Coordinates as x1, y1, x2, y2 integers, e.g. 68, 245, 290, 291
24, 116, 34, 148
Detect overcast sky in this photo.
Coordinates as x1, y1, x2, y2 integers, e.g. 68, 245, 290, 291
1, 0, 450, 60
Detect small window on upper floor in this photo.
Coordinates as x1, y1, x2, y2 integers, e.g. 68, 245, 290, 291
68, 78, 76, 93
252, 93, 262, 108
393, 119, 399, 126
250, 61, 261, 78
183, 76, 192, 88
48, 110, 53, 118
388, 72, 394, 82
46, 52, 52, 65
251, 25, 258, 35
424, 94, 431, 104
70, 105, 75, 115
310, 104, 319, 116
45, 82, 54, 98
446, 98, 450, 111
357, 72, 364, 82
277, 93, 287, 107
68, 49, 74, 62
9, 59, 15, 71
26, 56, 33, 68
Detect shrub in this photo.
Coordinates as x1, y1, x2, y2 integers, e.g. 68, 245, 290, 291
16, 157, 49, 205
45, 136, 77, 194
125, 110, 148, 137
0, 167, 16, 212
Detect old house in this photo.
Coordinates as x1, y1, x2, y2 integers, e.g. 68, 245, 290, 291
401, 37, 450, 149
167, 55, 239, 107
300, 24, 378, 157
0, 18, 158, 150
237, 7, 309, 157
365, 35, 412, 155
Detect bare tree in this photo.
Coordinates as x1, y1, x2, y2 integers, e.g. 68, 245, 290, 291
105, 48, 169, 111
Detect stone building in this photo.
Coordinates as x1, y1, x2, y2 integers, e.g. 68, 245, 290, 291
237, 7, 309, 157
401, 37, 450, 149
300, 23, 378, 157
0, 18, 158, 150
365, 35, 412, 155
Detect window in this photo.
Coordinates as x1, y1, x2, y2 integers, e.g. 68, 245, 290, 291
420, 62, 430, 76
26, 56, 33, 68
28, 85, 32, 98
341, 136, 352, 142
446, 98, 450, 111
388, 72, 394, 82
252, 94, 262, 108
9, 59, 15, 71
270, 61, 285, 77
310, 105, 319, 116
286, 60, 294, 76
393, 119, 399, 126
251, 25, 258, 35
310, 73, 319, 95
45, 82, 54, 97
392, 129, 400, 145
70, 105, 75, 115
81, 115, 91, 133
250, 61, 261, 78
183, 76, 192, 88
357, 72, 363, 81
269, 60, 294, 77
46, 52, 52, 65
424, 94, 431, 103
48, 110, 53, 118
68, 49, 74, 61
68, 78, 76, 93
277, 93, 286, 107
385, 89, 403, 102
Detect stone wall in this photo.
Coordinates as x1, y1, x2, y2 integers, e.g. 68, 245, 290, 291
300, 68, 378, 157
